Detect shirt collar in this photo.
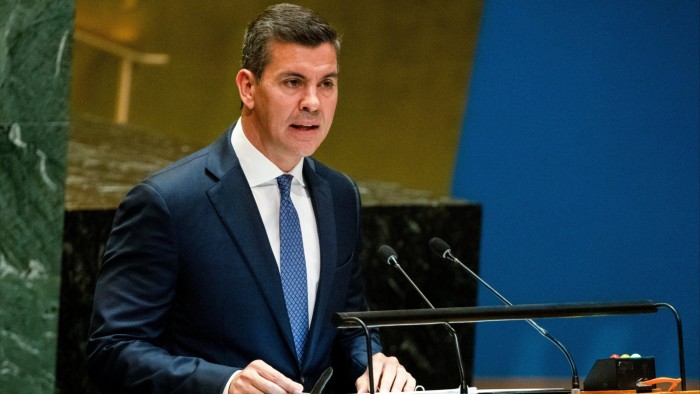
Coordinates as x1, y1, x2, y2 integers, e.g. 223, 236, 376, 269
231, 119, 306, 187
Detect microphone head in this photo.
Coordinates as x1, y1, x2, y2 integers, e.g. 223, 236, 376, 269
429, 237, 451, 258
377, 245, 399, 267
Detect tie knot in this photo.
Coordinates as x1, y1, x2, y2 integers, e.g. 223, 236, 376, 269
277, 174, 293, 198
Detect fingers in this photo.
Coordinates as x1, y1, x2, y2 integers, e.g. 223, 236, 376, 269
387, 365, 415, 392
376, 355, 398, 392
355, 353, 416, 392
356, 369, 371, 393
230, 360, 304, 394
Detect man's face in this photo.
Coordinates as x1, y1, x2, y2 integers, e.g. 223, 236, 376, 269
243, 41, 338, 171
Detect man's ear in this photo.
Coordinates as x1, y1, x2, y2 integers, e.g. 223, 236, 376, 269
236, 69, 256, 110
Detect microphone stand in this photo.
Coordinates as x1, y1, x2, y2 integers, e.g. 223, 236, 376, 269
655, 303, 687, 391
452, 253, 579, 393
346, 316, 376, 394
380, 246, 470, 394
431, 239, 580, 394
431, 239, 687, 392
393, 263, 470, 394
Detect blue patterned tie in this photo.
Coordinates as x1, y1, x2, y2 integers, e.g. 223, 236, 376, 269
277, 174, 309, 363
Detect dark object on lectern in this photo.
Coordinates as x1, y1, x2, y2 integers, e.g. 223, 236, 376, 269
310, 366, 333, 394
583, 357, 656, 390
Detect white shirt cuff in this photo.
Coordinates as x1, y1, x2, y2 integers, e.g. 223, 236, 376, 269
223, 370, 242, 394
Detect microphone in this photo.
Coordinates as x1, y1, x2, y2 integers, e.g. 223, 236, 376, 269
378, 245, 469, 394
429, 237, 580, 394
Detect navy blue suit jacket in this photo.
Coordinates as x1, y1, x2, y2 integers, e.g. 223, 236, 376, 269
87, 125, 380, 393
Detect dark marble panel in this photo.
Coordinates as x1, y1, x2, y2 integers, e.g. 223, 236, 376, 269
56, 210, 116, 394
360, 204, 481, 389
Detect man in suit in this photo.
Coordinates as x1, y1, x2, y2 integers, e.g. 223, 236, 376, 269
86, 3, 416, 394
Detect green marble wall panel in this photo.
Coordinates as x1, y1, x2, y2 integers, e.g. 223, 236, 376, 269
0, 1, 74, 392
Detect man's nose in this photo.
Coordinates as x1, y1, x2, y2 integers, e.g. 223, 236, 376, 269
300, 87, 320, 112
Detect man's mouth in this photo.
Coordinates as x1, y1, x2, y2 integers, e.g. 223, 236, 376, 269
291, 124, 319, 131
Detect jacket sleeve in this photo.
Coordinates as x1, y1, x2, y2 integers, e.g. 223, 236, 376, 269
86, 182, 236, 394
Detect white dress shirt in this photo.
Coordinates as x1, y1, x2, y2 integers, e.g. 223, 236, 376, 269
230, 119, 321, 321
223, 120, 322, 393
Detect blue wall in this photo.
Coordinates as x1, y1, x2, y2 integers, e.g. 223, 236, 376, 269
453, 0, 698, 382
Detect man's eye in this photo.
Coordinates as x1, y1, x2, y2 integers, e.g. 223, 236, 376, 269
321, 80, 336, 89
285, 80, 301, 87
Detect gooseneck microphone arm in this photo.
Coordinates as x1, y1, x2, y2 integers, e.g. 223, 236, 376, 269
429, 238, 580, 394
378, 245, 469, 394
654, 303, 686, 391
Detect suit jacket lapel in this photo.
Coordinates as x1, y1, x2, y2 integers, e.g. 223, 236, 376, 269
302, 158, 338, 367
205, 128, 297, 360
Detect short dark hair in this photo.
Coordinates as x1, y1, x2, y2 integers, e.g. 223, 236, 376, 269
241, 3, 341, 80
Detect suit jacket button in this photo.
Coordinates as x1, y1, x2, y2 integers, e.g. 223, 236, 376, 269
300, 376, 306, 385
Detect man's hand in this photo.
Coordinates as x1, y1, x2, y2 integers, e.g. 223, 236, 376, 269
355, 353, 416, 393
229, 360, 303, 394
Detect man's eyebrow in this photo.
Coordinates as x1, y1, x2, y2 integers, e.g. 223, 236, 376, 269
278, 71, 338, 80
279, 71, 306, 79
